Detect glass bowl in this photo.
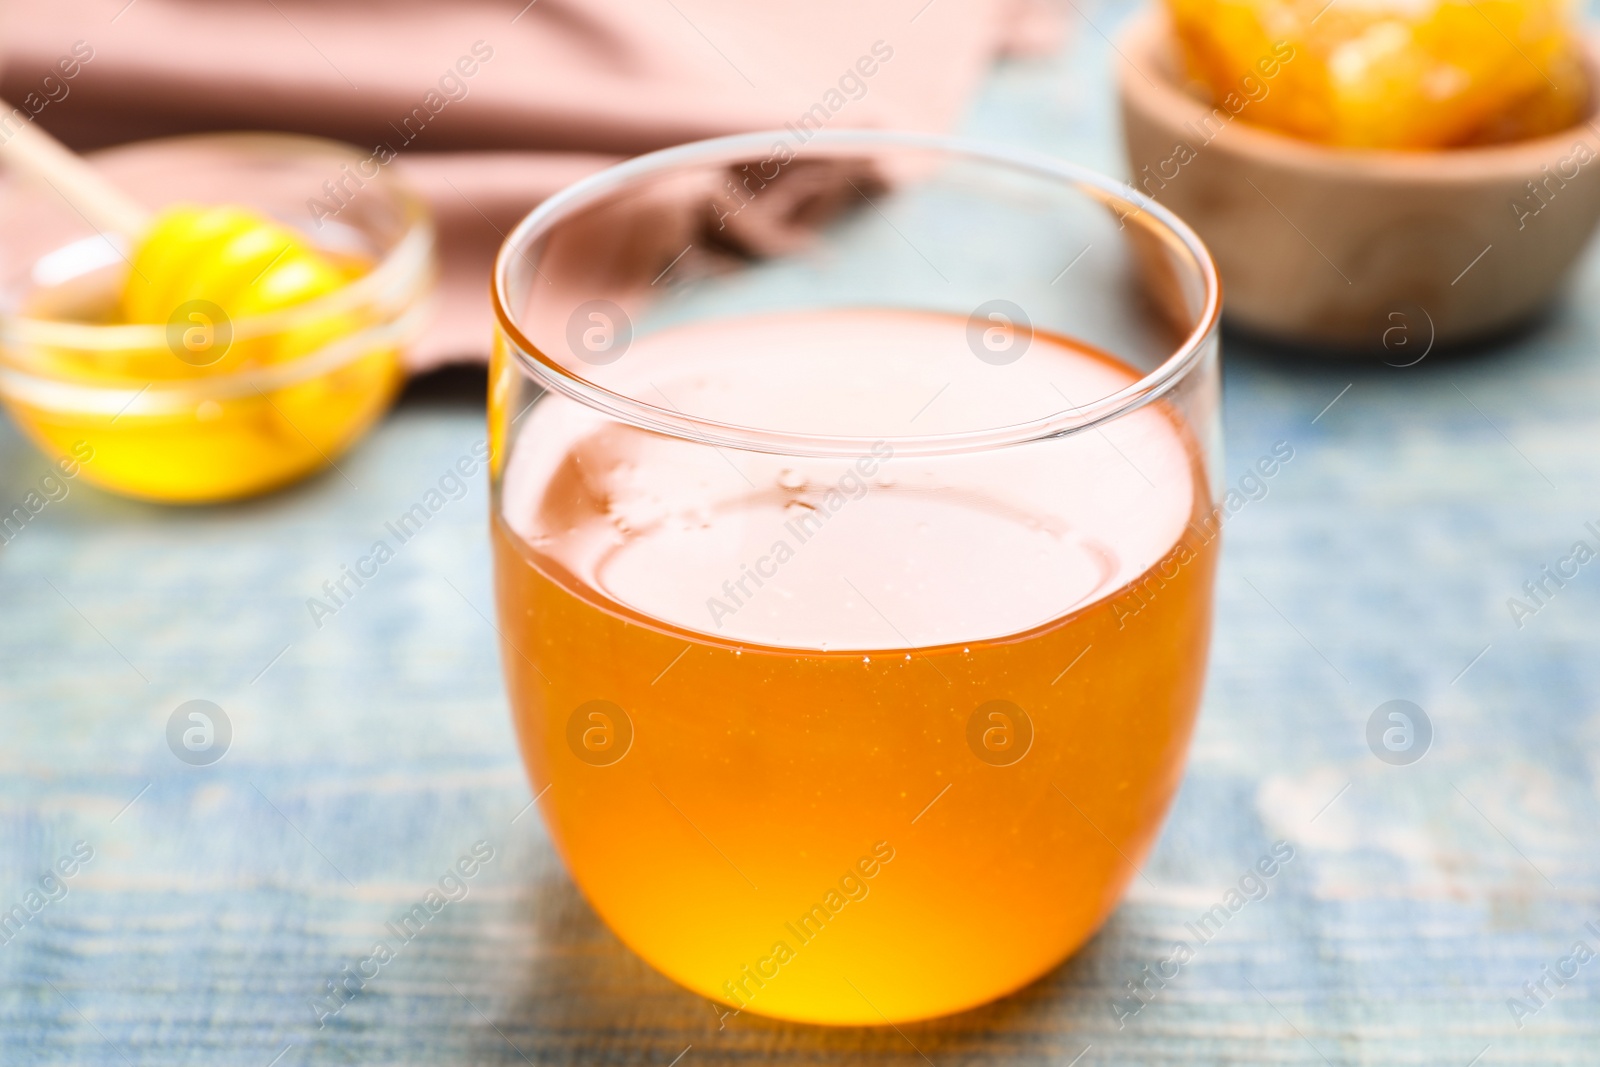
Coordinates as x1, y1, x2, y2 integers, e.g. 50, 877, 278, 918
0, 132, 435, 503
490, 130, 1222, 1025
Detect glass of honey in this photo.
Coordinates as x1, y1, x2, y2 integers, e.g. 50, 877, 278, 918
489, 131, 1222, 1025
0, 133, 435, 503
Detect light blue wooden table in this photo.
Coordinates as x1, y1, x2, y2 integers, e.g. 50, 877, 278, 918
4, 5, 1599, 1063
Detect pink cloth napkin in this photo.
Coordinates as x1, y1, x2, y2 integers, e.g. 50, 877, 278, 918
0, 0, 1061, 366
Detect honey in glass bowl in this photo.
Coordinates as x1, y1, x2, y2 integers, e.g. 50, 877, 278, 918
0, 133, 435, 503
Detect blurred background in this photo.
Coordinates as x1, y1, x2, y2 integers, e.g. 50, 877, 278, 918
2, 0, 1598, 1064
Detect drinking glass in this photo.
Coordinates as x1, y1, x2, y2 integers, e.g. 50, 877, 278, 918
489, 130, 1221, 1025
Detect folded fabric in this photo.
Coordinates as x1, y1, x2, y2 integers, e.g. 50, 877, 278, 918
0, 0, 1062, 366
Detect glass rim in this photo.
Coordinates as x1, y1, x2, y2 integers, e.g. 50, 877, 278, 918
0, 131, 436, 384
492, 129, 1222, 459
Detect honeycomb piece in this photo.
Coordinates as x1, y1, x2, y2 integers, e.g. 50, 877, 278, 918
1165, 0, 1590, 148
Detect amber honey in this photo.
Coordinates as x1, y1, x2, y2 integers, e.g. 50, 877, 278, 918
491, 308, 1218, 1024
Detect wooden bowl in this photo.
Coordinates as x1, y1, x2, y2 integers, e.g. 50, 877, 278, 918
1117, 9, 1600, 350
